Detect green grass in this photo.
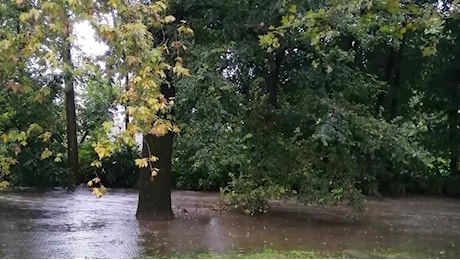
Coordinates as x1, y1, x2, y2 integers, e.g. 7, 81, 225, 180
146, 248, 344, 259
145, 248, 424, 259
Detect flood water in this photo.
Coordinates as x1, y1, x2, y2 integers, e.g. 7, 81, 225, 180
0, 188, 459, 258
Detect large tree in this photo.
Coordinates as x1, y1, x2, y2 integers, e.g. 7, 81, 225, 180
86, 0, 190, 219
1, 0, 189, 220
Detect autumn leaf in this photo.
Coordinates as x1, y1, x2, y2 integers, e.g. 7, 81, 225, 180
40, 132, 52, 142
177, 25, 194, 36
0, 133, 8, 143
134, 158, 149, 168
29, 8, 40, 22
40, 147, 52, 160
164, 15, 176, 23
13, 146, 21, 156
5, 81, 24, 94
93, 141, 113, 160
102, 121, 113, 132
149, 123, 169, 137
90, 160, 102, 168
151, 168, 159, 177
91, 185, 107, 198
87, 177, 101, 187
0, 181, 9, 189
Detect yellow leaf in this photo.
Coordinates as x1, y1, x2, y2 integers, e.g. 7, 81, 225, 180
102, 121, 113, 132
108, 0, 119, 8
40, 148, 52, 160
93, 142, 113, 160
29, 8, 40, 22
27, 123, 43, 135
19, 13, 29, 23
164, 15, 176, 23
177, 25, 194, 36
135, 158, 149, 168
171, 124, 180, 133
149, 123, 169, 137
150, 156, 158, 162
41, 132, 52, 142
90, 160, 102, 168
151, 169, 158, 177
153, 1, 167, 11
7, 158, 18, 165
0, 181, 9, 189
87, 177, 101, 187
126, 106, 136, 116
1, 133, 8, 143
91, 185, 107, 198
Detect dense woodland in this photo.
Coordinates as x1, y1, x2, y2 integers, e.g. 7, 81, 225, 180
1, 0, 460, 219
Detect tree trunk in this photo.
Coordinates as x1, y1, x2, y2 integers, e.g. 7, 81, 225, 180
62, 18, 79, 190
376, 46, 402, 119
136, 132, 174, 220
136, 82, 175, 220
449, 55, 460, 177
448, 102, 459, 177
265, 50, 284, 108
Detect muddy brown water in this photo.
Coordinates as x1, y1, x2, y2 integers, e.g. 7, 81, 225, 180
0, 188, 459, 258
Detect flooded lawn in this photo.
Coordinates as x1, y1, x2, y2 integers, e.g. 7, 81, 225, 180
0, 188, 459, 258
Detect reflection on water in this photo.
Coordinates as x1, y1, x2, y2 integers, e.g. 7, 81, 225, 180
0, 189, 459, 258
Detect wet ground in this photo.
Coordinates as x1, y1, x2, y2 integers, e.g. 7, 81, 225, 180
0, 188, 459, 258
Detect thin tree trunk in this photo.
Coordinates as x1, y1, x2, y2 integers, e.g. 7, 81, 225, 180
377, 46, 403, 119
448, 16, 460, 177
266, 50, 284, 108
62, 17, 79, 190
124, 73, 129, 130
448, 105, 459, 177
449, 64, 460, 177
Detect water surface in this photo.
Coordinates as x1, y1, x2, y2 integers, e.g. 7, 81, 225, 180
0, 189, 459, 258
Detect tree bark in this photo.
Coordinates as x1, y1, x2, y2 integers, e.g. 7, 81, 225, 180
265, 49, 284, 108
449, 53, 460, 177
62, 17, 80, 190
136, 82, 175, 221
136, 132, 174, 220
448, 88, 459, 177
376, 46, 402, 119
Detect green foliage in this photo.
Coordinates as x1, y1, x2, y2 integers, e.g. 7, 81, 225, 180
0, 73, 67, 188
170, 0, 460, 214
78, 72, 118, 144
